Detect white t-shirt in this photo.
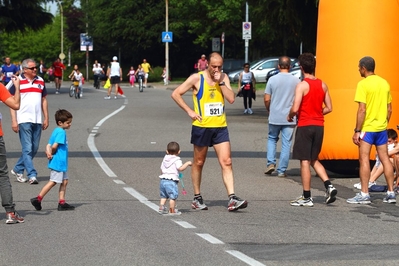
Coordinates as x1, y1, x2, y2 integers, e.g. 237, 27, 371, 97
110, 62, 120, 77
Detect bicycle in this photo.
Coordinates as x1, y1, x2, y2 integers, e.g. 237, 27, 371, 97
137, 74, 144, 92
69, 81, 80, 99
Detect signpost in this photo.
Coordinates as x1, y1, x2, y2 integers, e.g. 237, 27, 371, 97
212, 38, 220, 52
221, 32, 225, 58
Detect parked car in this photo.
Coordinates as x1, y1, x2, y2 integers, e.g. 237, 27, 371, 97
229, 57, 278, 83
265, 59, 302, 82
222, 59, 245, 75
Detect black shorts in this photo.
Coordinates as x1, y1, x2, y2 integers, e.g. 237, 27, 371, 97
110, 76, 120, 84
191, 126, 230, 147
292, 125, 324, 160
54, 75, 62, 79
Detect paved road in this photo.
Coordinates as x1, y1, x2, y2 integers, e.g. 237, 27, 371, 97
0, 81, 398, 266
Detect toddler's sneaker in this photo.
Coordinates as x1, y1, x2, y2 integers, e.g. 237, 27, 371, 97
166, 208, 181, 216
191, 197, 208, 210
158, 205, 168, 214
227, 196, 248, 211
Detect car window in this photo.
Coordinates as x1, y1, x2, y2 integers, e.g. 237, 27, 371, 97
258, 60, 278, 69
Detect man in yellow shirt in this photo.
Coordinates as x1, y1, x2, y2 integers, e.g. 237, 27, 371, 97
141, 59, 153, 88
171, 52, 248, 212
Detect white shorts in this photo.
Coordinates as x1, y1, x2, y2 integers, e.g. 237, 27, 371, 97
50, 170, 69, 183
144, 73, 149, 79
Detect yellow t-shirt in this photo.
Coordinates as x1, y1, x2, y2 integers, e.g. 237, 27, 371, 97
192, 72, 227, 128
354, 75, 392, 132
141, 63, 151, 73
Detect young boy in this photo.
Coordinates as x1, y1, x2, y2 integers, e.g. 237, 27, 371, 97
159, 142, 192, 215
353, 128, 399, 189
31, 109, 75, 211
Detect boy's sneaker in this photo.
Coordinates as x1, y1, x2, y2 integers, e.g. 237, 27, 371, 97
5, 211, 24, 224
28, 177, 38, 185
290, 196, 314, 207
264, 164, 275, 175
346, 193, 371, 204
227, 196, 248, 211
191, 197, 208, 210
30, 197, 42, 210
158, 205, 168, 214
58, 202, 75, 211
11, 169, 27, 183
353, 181, 376, 190
325, 185, 338, 204
383, 193, 396, 204
104, 96, 111, 100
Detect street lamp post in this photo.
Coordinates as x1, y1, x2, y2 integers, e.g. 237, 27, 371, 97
57, 1, 64, 80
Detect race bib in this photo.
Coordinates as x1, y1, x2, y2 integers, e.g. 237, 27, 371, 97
204, 102, 224, 116
6, 72, 13, 78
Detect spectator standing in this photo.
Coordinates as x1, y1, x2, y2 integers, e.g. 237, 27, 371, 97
237, 62, 256, 114
347, 56, 395, 204
105, 56, 122, 99
92, 60, 102, 89
31, 109, 75, 211
39, 60, 47, 81
52, 58, 66, 94
288, 53, 337, 207
9, 58, 49, 185
1, 57, 19, 86
141, 59, 153, 88
264, 56, 300, 177
171, 52, 248, 212
0, 75, 25, 223
197, 54, 208, 72
158, 141, 192, 215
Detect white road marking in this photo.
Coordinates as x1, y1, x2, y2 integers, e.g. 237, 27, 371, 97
226, 250, 266, 266
172, 220, 196, 229
123, 187, 159, 212
113, 179, 125, 185
196, 233, 224, 244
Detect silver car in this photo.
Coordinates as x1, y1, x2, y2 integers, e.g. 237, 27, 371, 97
228, 57, 280, 83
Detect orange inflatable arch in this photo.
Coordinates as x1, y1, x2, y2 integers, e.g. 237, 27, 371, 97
316, 0, 399, 175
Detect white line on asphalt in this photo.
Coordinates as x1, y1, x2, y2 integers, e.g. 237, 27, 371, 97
225, 250, 266, 266
113, 179, 125, 185
123, 187, 159, 212
172, 220, 196, 229
196, 233, 224, 244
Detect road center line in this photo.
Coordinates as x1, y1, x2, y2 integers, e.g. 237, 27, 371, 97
225, 250, 266, 266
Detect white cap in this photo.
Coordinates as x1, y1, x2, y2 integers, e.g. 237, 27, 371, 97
112, 56, 117, 61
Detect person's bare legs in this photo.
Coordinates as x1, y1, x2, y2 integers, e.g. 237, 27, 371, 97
300, 160, 312, 191
376, 144, 395, 192
192, 145, 208, 195
369, 163, 384, 183
311, 160, 330, 182
38, 181, 57, 198
213, 141, 234, 195
359, 140, 372, 194
59, 179, 68, 201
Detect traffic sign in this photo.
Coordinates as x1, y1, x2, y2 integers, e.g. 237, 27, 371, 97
221, 32, 225, 44
242, 22, 252, 40
162, 32, 173, 42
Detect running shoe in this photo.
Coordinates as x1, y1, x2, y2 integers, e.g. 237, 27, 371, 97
247, 108, 253, 115
383, 193, 396, 204
325, 185, 338, 204
243, 109, 248, 114
11, 169, 27, 183
29, 177, 39, 185
227, 196, 248, 211
290, 196, 314, 207
104, 96, 111, 100
58, 202, 75, 211
191, 197, 208, 210
5, 211, 24, 224
346, 193, 371, 204
31, 197, 42, 211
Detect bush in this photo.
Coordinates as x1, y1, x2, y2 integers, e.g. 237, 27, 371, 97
148, 66, 170, 82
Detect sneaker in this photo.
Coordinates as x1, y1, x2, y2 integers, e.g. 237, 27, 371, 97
264, 164, 275, 175
11, 169, 27, 183
346, 193, 371, 204
114, 96, 117, 99
191, 197, 208, 210
5, 211, 24, 224
383, 193, 396, 204
30, 197, 42, 211
277, 172, 287, 177
29, 177, 38, 185
325, 185, 338, 204
104, 96, 111, 100
158, 205, 168, 214
80, 93, 83, 98
58, 202, 75, 211
353, 181, 376, 190
166, 208, 182, 215
227, 196, 248, 211
244, 109, 248, 114
290, 196, 314, 207
55, 90, 60, 94
247, 108, 253, 114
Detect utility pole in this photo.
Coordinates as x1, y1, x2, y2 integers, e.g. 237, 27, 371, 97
245, 2, 249, 63
165, 0, 169, 83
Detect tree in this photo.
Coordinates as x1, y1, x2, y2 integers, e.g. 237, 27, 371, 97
0, 0, 53, 32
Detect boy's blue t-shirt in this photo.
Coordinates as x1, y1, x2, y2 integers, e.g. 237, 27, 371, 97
48, 127, 68, 172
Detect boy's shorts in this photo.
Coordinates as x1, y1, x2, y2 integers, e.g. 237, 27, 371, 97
292, 126, 324, 161
160, 179, 178, 200
50, 170, 68, 184
110, 76, 120, 84
191, 126, 230, 147
360, 131, 388, 146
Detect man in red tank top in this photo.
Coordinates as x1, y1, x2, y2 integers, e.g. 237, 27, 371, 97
287, 53, 337, 207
